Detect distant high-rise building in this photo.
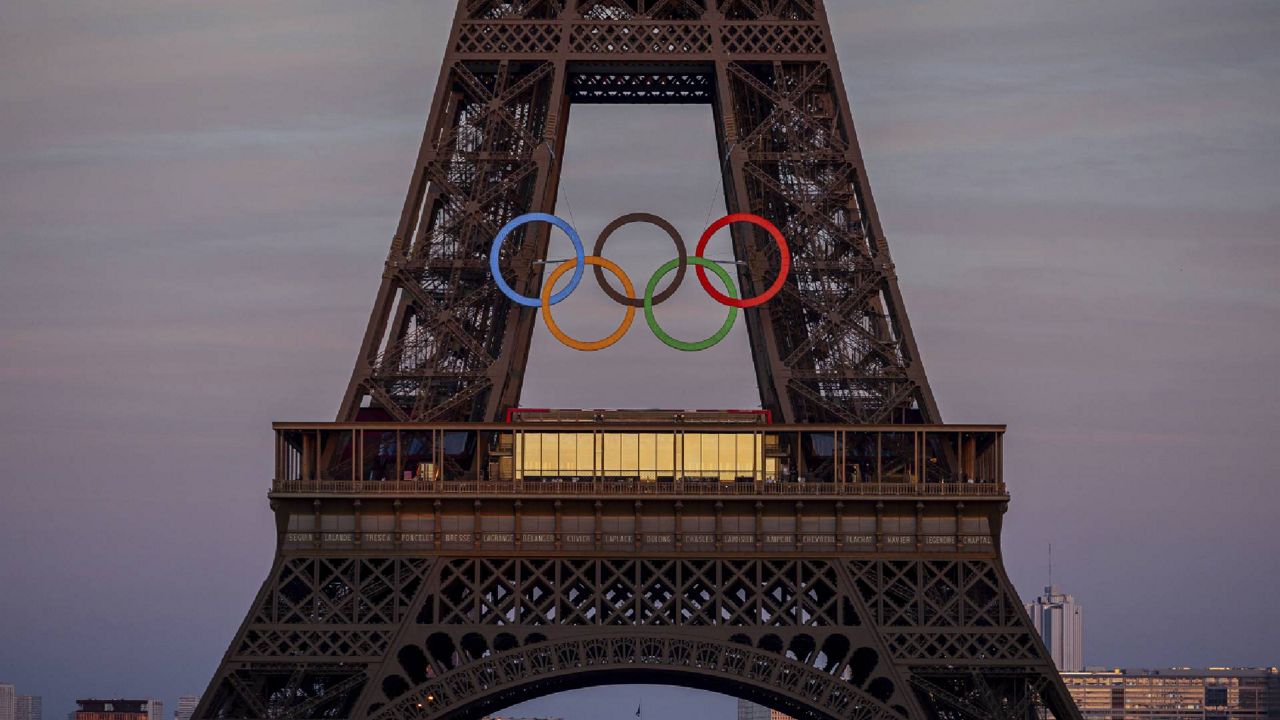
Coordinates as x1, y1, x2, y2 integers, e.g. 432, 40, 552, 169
1062, 667, 1280, 719
1025, 584, 1084, 671
737, 699, 793, 720
141, 701, 160, 720
171, 697, 197, 720
15, 696, 41, 720
0, 685, 15, 720
73, 700, 148, 720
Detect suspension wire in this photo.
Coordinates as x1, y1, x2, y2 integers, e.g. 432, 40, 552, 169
542, 140, 580, 231
702, 140, 738, 230
698, 141, 742, 264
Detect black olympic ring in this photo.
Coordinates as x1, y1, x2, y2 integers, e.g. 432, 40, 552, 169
591, 212, 686, 308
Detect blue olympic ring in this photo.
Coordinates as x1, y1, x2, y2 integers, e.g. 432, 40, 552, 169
489, 213, 585, 307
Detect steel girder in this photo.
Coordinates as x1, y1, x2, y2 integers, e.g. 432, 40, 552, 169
336, 0, 938, 424
196, 2, 1083, 719
196, 550, 1080, 720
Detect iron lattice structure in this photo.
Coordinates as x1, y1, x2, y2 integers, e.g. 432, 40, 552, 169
196, 3, 1083, 720
337, 0, 937, 425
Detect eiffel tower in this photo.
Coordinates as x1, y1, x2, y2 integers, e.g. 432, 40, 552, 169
195, 2, 1083, 719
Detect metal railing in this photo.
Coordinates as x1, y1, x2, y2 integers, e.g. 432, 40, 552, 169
272, 421, 1006, 495
270, 478, 1008, 497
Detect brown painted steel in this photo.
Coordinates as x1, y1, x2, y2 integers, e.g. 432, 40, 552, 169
334, 0, 938, 425
196, 2, 1082, 719
591, 213, 686, 306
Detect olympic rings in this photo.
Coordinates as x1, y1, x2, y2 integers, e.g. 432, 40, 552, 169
695, 213, 790, 308
541, 256, 636, 352
490, 213, 585, 307
645, 257, 739, 352
486, 212, 790, 351
592, 212, 685, 308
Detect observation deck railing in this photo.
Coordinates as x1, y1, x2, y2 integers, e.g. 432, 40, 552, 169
270, 422, 1007, 499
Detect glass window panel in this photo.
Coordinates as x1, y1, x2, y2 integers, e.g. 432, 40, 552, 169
689, 434, 703, 478
639, 434, 656, 472
516, 434, 530, 478
603, 434, 622, 477
535, 433, 548, 475
577, 433, 594, 476
737, 435, 754, 477
657, 434, 675, 476
684, 434, 701, 478
531, 433, 543, 476
518, 435, 529, 477
559, 433, 576, 475
703, 434, 717, 476
621, 434, 638, 478
527, 434, 539, 475
809, 432, 835, 457
718, 434, 735, 481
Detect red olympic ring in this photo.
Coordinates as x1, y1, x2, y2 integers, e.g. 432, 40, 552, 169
694, 213, 790, 308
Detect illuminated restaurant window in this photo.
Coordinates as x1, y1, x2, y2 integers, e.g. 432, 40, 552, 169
513, 431, 774, 482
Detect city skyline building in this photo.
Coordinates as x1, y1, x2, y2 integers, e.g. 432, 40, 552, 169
15, 696, 41, 720
72, 700, 148, 720
1062, 667, 1280, 719
171, 698, 196, 720
1027, 584, 1085, 672
737, 699, 794, 720
1, 684, 14, 720
141, 701, 160, 720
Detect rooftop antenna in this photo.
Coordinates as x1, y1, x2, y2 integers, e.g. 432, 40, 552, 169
1048, 541, 1053, 588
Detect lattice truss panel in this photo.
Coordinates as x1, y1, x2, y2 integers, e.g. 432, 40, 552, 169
726, 61, 930, 423
426, 557, 857, 627
455, 1, 826, 58
717, 0, 816, 20
722, 22, 826, 55
353, 60, 556, 422
365, 557, 916, 719
577, 0, 707, 20
910, 669, 1056, 720
199, 554, 1078, 720
847, 560, 1039, 664
570, 22, 712, 54
568, 70, 714, 103
204, 666, 368, 720
847, 560, 1077, 720
466, 0, 565, 20
203, 558, 433, 719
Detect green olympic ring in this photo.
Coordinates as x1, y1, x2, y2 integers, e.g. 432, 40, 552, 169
644, 257, 739, 352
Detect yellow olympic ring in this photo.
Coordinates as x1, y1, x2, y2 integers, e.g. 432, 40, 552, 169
540, 256, 636, 352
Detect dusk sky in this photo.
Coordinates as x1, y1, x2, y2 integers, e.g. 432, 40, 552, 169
2, 2, 1278, 719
